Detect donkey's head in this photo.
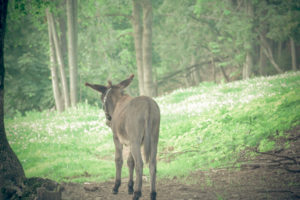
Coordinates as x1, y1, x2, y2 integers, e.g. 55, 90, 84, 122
85, 74, 134, 120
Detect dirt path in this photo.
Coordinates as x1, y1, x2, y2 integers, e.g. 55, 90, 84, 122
61, 167, 299, 200
60, 126, 300, 200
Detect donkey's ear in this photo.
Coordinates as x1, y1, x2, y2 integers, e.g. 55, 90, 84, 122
117, 74, 134, 89
85, 82, 107, 93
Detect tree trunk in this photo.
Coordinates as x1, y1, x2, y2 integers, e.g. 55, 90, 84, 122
193, 67, 201, 85
258, 44, 266, 76
152, 66, 158, 96
47, 11, 64, 112
58, 7, 67, 61
263, 45, 283, 73
243, 52, 253, 79
220, 66, 230, 82
259, 33, 283, 74
132, 0, 144, 95
142, 0, 155, 97
191, 55, 201, 85
47, 9, 70, 108
242, 1, 253, 79
67, 0, 78, 106
0, 1, 26, 198
184, 65, 193, 87
184, 73, 191, 87
290, 37, 297, 71
277, 41, 282, 60
211, 57, 216, 83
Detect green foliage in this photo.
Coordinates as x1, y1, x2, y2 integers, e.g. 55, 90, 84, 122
156, 72, 300, 178
4, 2, 52, 116
258, 139, 275, 152
5, 0, 300, 115
5, 72, 300, 182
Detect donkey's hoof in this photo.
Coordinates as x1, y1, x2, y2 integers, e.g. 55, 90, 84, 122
112, 185, 119, 194
128, 180, 134, 194
132, 191, 142, 200
112, 188, 118, 194
112, 180, 121, 194
150, 191, 157, 200
128, 187, 134, 195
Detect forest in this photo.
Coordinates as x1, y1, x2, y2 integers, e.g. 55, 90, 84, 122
1, 0, 300, 199
3, 0, 300, 116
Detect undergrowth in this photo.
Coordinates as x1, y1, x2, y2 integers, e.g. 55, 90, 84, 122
5, 71, 300, 182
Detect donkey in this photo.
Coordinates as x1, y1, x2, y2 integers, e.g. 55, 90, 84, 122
85, 74, 160, 200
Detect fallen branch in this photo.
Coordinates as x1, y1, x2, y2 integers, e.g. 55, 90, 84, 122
257, 189, 300, 199
157, 58, 223, 85
160, 149, 201, 155
283, 165, 300, 173
255, 149, 298, 165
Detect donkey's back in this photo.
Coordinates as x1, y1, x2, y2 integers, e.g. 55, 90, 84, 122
123, 96, 160, 162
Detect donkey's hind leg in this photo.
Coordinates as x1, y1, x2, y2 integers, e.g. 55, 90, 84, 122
127, 152, 135, 194
149, 142, 157, 200
130, 144, 143, 200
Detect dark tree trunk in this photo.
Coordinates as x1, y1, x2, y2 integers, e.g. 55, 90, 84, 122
211, 57, 216, 83
259, 33, 283, 73
277, 41, 282, 61
0, 1, 26, 198
243, 52, 253, 79
258, 44, 266, 76
191, 55, 201, 85
290, 37, 297, 71
184, 66, 193, 87
220, 66, 230, 82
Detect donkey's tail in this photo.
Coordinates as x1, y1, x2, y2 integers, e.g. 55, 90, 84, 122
143, 112, 151, 163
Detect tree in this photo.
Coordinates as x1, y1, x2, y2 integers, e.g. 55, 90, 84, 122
67, 0, 78, 106
4, 1, 54, 116
3, 0, 300, 115
131, 0, 155, 97
290, 37, 297, 71
46, 8, 64, 112
47, 9, 71, 109
45, 0, 78, 111
242, 0, 254, 79
132, 0, 144, 95
142, 0, 155, 97
0, 0, 26, 198
256, 0, 300, 73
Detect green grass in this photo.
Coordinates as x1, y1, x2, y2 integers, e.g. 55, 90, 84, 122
5, 71, 300, 183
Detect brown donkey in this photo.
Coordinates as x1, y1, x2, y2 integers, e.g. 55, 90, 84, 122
85, 75, 160, 200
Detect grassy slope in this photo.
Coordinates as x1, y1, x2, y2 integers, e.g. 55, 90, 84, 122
5, 72, 300, 183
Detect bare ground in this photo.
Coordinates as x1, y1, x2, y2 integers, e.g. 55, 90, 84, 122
60, 126, 300, 200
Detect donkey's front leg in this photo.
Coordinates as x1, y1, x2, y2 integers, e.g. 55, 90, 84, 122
112, 137, 123, 194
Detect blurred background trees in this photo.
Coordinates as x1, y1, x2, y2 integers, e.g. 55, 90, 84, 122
4, 0, 300, 117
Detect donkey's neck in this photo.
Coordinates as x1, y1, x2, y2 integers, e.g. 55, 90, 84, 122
116, 95, 132, 108
111, 94, 132, 117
